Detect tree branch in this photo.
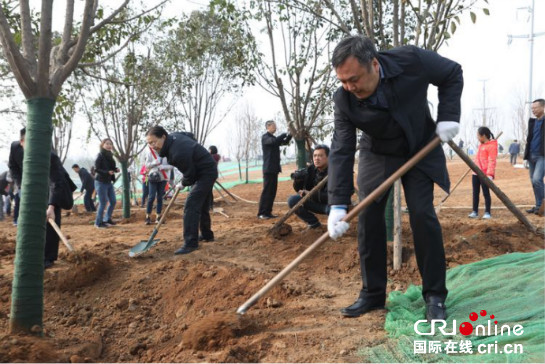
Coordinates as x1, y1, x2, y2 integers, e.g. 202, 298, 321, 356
36, 0, 53, 96
19, 0, 36, 74
0, 5, 35, 97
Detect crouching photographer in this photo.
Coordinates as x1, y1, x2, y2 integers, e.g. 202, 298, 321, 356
287, 144, 330, 229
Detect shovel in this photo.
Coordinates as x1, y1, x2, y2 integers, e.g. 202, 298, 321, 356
48, 218, 75, 252
237, 137, 442, 315
129, 186, 182, 257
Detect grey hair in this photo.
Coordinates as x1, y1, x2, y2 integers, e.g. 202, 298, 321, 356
332, 35, 378, 70
265, 120, 276, 128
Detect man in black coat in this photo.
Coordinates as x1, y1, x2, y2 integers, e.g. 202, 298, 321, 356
257, 120, 292, 219
72, 164, 96, 212
146, 126, 218, 255
16, 131, 75, 268
523, 99, 545, 214
44, 152, 76, 268
327, 36, 463, 321
287, 145, 330, 229
0, 171, 9, 221
8, 127, 25, 225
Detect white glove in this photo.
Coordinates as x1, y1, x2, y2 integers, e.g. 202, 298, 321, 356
175, 183, 183, 190
488, 176, 494, 180
328, 205, 350, 240
435, 121, 459, 142
158, 165, 165, 170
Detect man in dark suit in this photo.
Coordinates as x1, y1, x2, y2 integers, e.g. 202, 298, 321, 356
257, 120, 292, 219
72, 164, 96, 212
8, 128, 25, 226
523, 99, 545, 214
327, 35, 463, 321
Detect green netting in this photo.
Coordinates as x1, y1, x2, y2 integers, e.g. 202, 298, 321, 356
360, 250, 545, 363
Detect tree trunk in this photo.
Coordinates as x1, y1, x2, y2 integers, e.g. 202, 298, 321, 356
295, 138, 306, 169
238, 160, 242, 180
120, 160, 130, 218
10, 98, 56, 334
245, 159, 249, 184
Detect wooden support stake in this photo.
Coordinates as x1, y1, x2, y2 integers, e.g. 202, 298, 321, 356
448, 140, 540, 235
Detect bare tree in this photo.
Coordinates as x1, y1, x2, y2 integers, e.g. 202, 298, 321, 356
288, 0, 490, 51
233, 103, 261, 183
155, 6, 258, 145
253, 0, 336, 168
83, 48, 163, 218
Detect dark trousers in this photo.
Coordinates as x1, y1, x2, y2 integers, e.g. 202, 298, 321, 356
472, 175, 491, 213
13, 192, 20, 223
83, 188, 96, 212
510, 153, 517, 165
287, 194, 329, 226
258, 173, 278, 216
357, 164, 447, 303
45, 205, 62, 262
141, 180, 149, 207
183, 175, 216, 247
147, 180, 166, 214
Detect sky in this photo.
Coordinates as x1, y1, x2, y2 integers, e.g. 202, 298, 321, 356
1, 0, 544, 170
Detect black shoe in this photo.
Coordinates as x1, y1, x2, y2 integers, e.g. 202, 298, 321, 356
198, 235, 214, 242
340, 297, 385, 317
145, 216, 151, 225
95, 222, 108, 229
174, 245, 198, 255
105, 219, 116, 226
526, 207, 537, 214
425, 296, 447, 321
44, 260, 54, 269
308, 222, 321, 229
258, 214, 278, 220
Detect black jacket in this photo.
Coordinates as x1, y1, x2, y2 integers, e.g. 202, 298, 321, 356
524, 118, 544, 160
49, 152, 77, 209
77, 167, 95, 192
94, 150, 117, 183
8, 141, 24, 188
159, 132, 218, 184
262, 132, 292, 174
293, 165, 328, 204
328, 46, 463, 205
0, 171, 9, 196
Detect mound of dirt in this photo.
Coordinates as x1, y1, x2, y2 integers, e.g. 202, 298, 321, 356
50, 250, 111, 291
181, 312, 247, 351
0, 334, 63, 363
270, 223, 293, 239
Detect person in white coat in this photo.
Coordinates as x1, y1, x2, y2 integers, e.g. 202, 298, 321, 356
143, 147, 173, 225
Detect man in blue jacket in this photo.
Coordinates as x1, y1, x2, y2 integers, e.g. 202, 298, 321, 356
508, 140, 520, 165
524, 99, 545, 214
327, 35, 463, 321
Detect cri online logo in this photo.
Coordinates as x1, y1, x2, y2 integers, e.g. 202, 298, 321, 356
414, 310, 524, 337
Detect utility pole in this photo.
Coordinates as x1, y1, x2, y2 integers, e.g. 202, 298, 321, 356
508, 0, 545, 112
473, 79, 495, 128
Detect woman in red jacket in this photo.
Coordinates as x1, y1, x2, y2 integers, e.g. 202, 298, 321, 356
469, 127, 498, 219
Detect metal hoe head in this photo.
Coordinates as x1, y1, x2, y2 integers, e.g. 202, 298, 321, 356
128, 238, 160, 257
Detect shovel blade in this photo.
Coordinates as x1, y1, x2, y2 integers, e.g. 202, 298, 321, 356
129, 239, 160, 257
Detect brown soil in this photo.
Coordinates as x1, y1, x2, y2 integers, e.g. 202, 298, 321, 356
0, 159, 543, 362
